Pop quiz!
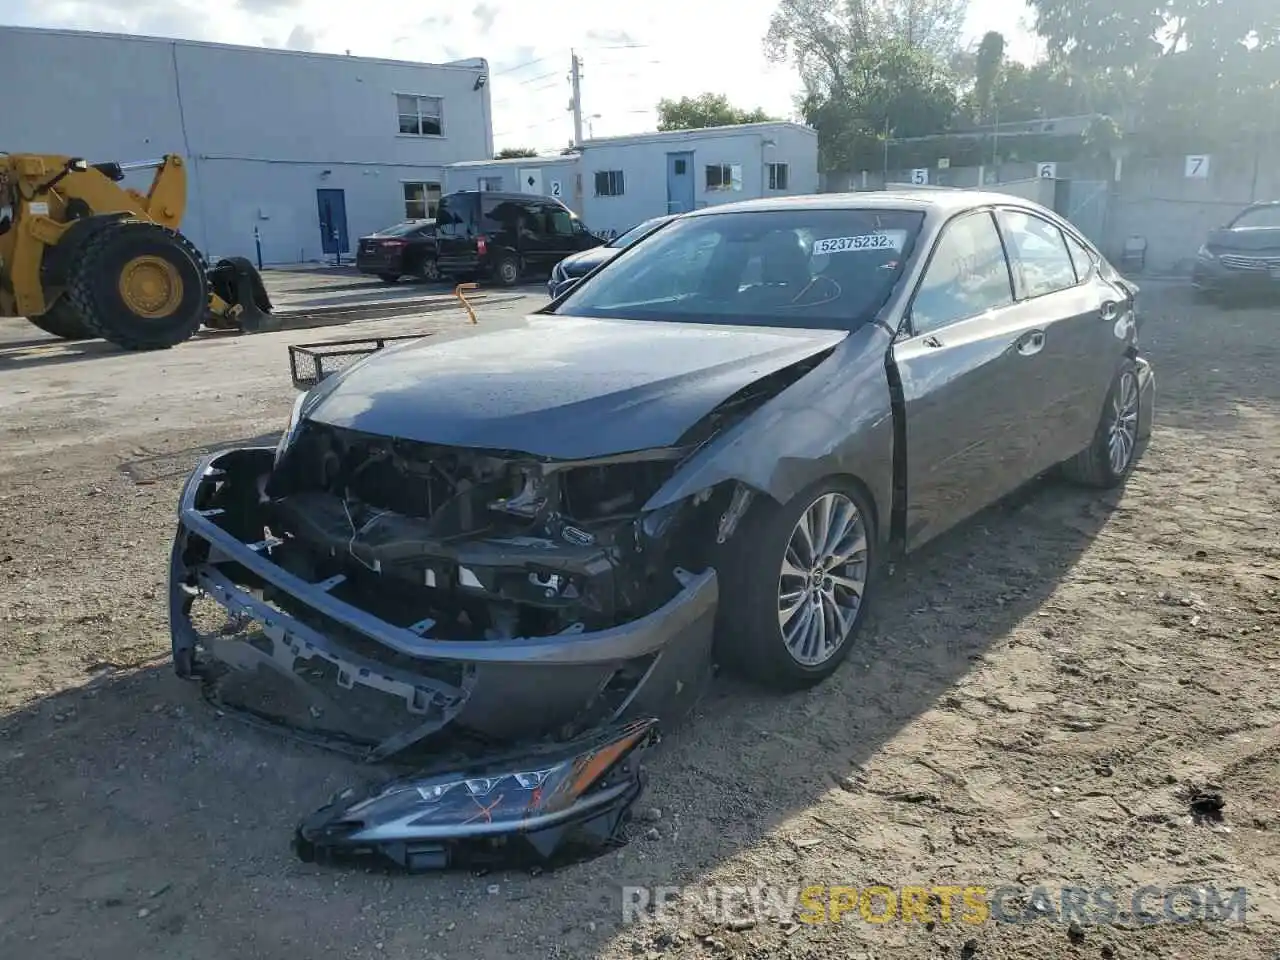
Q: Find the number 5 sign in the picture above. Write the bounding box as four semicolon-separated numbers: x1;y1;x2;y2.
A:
909;168;928;185
1185;155;1210;179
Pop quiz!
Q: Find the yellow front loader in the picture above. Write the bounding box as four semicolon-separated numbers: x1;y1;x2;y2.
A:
0;152;274;350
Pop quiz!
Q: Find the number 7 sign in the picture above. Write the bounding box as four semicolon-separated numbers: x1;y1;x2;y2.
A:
1185;155;1210;178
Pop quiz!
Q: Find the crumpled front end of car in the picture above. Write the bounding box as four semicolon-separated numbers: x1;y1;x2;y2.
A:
167;429;727;867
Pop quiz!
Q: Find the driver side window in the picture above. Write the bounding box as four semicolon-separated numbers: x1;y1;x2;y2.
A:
911;211;1014;336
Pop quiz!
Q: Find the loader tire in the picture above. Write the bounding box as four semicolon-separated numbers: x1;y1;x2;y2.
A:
27;297;92;341
67;220;208;351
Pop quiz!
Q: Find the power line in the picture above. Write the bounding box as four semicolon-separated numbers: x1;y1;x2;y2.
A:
491;54;556;77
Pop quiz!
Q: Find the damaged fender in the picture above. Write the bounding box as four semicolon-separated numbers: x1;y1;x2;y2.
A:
642;324;898;540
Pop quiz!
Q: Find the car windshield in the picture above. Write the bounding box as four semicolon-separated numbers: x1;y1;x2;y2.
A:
607;217;669;249
1230;205;1280;229
553;207;925;330
376;220;433;237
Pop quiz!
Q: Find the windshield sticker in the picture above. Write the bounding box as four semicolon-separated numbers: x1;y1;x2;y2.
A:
812;231;907;255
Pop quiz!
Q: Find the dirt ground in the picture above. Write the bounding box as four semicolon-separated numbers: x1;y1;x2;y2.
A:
0;286;1277;960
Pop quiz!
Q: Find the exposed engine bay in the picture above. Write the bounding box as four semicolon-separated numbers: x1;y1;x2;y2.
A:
265;421;712;641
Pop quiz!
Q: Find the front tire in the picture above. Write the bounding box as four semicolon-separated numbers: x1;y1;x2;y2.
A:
1062;359;1141;488
717;478;876;689
67;221;208;350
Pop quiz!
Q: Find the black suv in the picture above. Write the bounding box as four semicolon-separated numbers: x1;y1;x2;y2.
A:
434;191;604;286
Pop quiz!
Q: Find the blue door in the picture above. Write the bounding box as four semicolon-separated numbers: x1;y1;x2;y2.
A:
666;151;694;214
316;188;349;256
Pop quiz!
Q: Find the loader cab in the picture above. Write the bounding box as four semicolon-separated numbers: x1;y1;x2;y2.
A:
434;190;603;287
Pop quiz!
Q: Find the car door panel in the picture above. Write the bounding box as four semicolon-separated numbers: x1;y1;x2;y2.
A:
995;209;1124;469
894;306;1052;550
893;209;1051;550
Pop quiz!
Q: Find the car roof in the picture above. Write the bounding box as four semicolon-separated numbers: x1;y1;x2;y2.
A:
683;189;1049;218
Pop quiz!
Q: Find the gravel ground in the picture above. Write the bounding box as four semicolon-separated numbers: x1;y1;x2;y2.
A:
0;286;1277;960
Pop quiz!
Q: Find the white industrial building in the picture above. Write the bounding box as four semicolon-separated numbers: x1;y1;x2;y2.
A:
0;25;494;264
445;122;819;236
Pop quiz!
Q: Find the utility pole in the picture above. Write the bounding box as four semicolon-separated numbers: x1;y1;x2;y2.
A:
569;50;584;147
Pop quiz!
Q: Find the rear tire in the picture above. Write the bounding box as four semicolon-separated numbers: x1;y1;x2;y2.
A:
1061;358;1141;488
27;297;92;340
494;255;520;287
67;221;208;351
716;478;876;689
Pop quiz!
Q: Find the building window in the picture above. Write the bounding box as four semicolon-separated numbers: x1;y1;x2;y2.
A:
767;162;789;190
397;94;443;136
594;170;625;197
403;181;442;219
479;176;503;192
705;163;743;192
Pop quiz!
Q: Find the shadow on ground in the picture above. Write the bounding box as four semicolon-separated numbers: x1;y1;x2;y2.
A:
0;469;1119;959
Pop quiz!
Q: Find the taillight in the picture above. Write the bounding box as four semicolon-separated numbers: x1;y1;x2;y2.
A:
476;235;488;256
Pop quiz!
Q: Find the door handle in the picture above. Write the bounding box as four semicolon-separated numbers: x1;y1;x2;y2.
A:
1016;330;1045;357
1100;300;1120;322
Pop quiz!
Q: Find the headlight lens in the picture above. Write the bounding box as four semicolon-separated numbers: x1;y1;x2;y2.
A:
274;392;308;464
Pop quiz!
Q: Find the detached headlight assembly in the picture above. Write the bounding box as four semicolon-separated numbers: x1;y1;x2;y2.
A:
295;718;657;871
1196;244;1216;261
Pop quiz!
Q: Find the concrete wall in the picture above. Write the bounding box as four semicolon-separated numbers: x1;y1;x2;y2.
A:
0;26;493;263
823;144;1280;273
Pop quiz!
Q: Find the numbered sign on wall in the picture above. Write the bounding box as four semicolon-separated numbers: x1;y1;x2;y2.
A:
549;179;563;199
910;168;929;185
1185;155;1210;179
1037;162;1057;179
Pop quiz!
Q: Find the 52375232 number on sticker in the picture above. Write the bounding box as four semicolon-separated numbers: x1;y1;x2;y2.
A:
812;231;907;255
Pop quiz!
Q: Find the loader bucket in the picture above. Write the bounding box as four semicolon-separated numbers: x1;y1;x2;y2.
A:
208;257;277;333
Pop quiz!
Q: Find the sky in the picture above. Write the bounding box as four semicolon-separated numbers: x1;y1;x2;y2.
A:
1;0;1042;152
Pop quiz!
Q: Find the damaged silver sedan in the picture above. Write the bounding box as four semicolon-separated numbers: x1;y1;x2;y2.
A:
169;191;1155;869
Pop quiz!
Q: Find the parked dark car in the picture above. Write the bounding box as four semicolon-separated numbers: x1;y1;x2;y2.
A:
355;219;440;283
434;190;603;286
547;214;677;298
170;191;1154;869
1192;200;1280;299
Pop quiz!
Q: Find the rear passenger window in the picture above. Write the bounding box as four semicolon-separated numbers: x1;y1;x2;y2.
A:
999;209;1078;297
911;211;1014;335
1063;232;1095;281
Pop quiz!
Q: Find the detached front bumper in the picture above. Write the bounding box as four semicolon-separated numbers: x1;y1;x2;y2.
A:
168;449;718;761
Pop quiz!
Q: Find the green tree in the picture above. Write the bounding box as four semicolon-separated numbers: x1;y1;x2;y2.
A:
494;147;538;159
655;93;775;131
1026;0;1280;139
972;31;1005;124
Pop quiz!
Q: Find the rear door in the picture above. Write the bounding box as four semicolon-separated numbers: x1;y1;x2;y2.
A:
433;193;479;261
892;209;1052;549
994;207;1126;468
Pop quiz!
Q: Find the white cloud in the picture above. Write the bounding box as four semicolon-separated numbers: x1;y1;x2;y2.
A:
5;0;1038;153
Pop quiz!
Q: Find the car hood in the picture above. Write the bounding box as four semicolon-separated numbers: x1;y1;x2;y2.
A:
305;315;847;459
558;247;618;276
1207;226;1280;253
